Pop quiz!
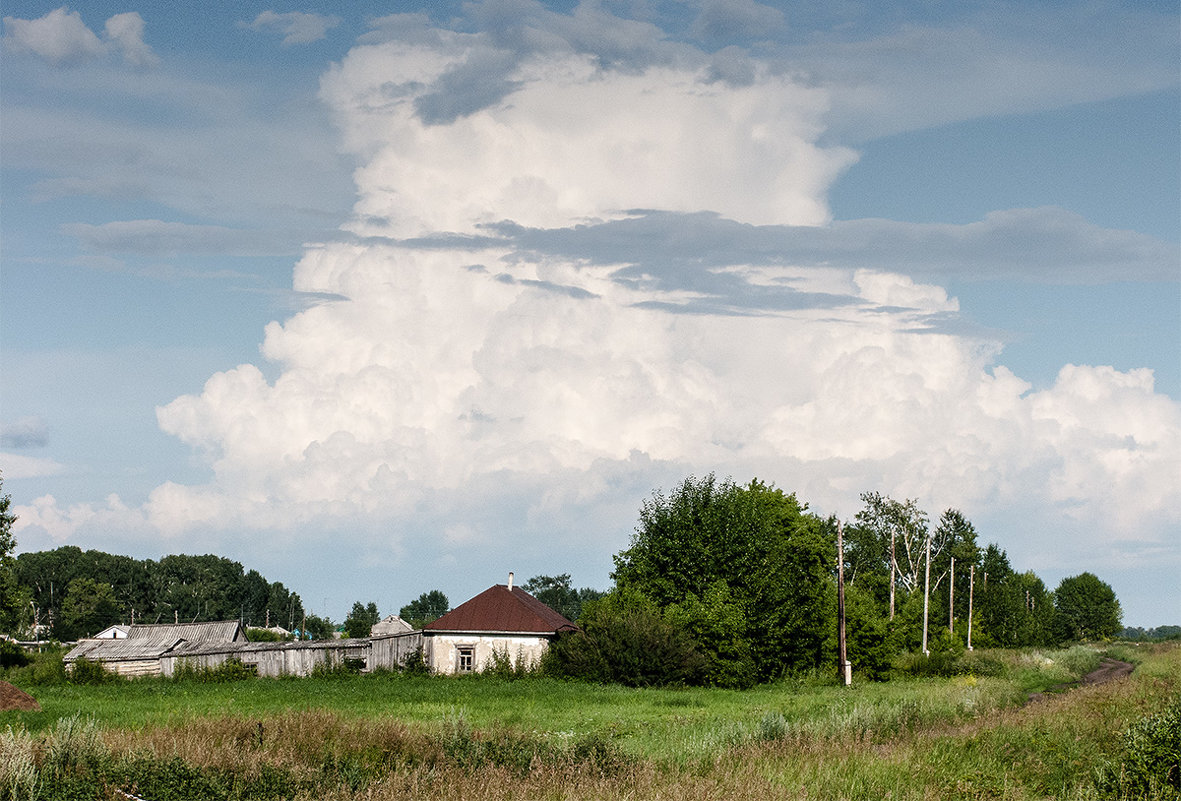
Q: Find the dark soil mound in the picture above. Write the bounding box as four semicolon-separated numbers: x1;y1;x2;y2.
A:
0;680;41;711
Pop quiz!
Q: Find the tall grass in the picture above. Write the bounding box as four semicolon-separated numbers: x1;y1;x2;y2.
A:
1;642;1175;799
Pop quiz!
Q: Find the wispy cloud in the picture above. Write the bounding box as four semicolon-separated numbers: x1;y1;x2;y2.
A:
2;7;158;67
243;11;340;46
63;220;296;258
490;207;1178;286
1;417;49;449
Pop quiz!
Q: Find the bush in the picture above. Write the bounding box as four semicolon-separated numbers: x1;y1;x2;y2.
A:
172;657;259;683
482;647;534;680
0;641;29;669
894;650;960;678
310;655;365;678
1101;698;1181;797
68;657;119;685
402;645;430;676
2;648;68;686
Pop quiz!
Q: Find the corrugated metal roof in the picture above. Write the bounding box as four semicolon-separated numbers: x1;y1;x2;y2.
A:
64;621;246;662
423;585;577;635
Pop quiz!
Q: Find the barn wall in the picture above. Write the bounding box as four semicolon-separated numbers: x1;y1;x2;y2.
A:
369;632;424;670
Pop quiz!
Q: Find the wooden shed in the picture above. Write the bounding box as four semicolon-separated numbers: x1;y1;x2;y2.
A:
64;621;247;677
422;576;576;675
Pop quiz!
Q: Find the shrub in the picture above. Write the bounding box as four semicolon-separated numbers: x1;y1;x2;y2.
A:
68;657;119;685
310;654;365;678
1103;698;1181;797
402;645;430;675
0;641;29;670
952;650;1007;677
172;657;259;683
482;647;534;680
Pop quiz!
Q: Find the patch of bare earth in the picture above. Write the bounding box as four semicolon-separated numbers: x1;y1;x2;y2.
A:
0;680;41;711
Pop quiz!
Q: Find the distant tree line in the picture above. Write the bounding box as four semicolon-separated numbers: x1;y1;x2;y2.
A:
6;545;308;641
1120;625;1181;641
0;474;1142;679
541;475;1131;687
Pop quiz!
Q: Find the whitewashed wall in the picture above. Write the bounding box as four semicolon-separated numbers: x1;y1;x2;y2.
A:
425;633;551;675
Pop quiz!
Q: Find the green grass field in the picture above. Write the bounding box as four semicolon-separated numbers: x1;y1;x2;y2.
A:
2;642;1178;800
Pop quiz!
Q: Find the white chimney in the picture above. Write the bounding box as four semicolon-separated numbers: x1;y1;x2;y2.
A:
508;571;514;591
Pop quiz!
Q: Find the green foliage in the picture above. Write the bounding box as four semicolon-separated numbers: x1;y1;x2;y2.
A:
0;640;29;669
1121;625;1181;641
1103;697;1181;798
0;646;67;686
53;578;121;641
547;590;706;687
68;657;119;685
842;582;896;680
846;492;931;595
14;546;306;641
1053;571;1122;642
172;657;259;683
342;601;380;638
245;626;286;642
401;645;430;676
0;475;20;634
664;580;755;688
399;590;449;629
301;613;335;640
482;647;535;680
613;474;834;682
522;574;602;621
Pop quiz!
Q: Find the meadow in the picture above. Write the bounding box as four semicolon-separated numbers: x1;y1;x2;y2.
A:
1;642;1178;800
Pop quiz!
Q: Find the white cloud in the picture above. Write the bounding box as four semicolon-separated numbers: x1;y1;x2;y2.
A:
245;11;340;46
322;43;855;237
12;2;1179;582
2;7;157;67
0;453;66;479
63;220;289;257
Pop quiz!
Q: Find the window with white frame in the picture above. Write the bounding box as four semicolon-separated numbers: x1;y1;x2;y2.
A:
456;646;474;673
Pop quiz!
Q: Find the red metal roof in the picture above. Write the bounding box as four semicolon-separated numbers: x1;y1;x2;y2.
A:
423;585;577;635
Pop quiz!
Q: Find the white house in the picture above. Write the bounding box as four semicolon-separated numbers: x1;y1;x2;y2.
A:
422;574;577;675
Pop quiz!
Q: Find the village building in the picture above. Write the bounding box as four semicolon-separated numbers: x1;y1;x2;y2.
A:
422;574;577;675
64;621;248;677
370;614;414;637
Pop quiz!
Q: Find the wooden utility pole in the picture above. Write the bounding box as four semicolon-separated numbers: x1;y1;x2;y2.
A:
949;556;955;634
921;530;931;656
967;565;975;651
837;520;851;686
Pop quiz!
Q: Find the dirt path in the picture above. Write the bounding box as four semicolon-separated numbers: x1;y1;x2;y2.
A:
1081;656;1135;685
1026;656;1134;703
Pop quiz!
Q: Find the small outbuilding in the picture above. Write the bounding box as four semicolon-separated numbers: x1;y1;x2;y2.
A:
422;574;577;675
64;621;248;677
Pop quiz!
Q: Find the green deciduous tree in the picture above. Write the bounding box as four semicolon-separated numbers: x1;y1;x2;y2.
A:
1054;572;1122;642
343;601;380;638
0;475;21;633
522;574;603;621
55;577;121;640
400;590;449;628
612;475;835;681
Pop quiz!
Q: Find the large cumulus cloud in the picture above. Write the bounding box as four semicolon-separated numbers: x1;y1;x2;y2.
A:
13;2;1180;576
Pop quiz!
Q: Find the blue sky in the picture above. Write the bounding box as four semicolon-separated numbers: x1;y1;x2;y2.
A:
1;0;1178;627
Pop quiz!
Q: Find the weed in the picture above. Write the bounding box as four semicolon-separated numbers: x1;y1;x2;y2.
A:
0;727;38;801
